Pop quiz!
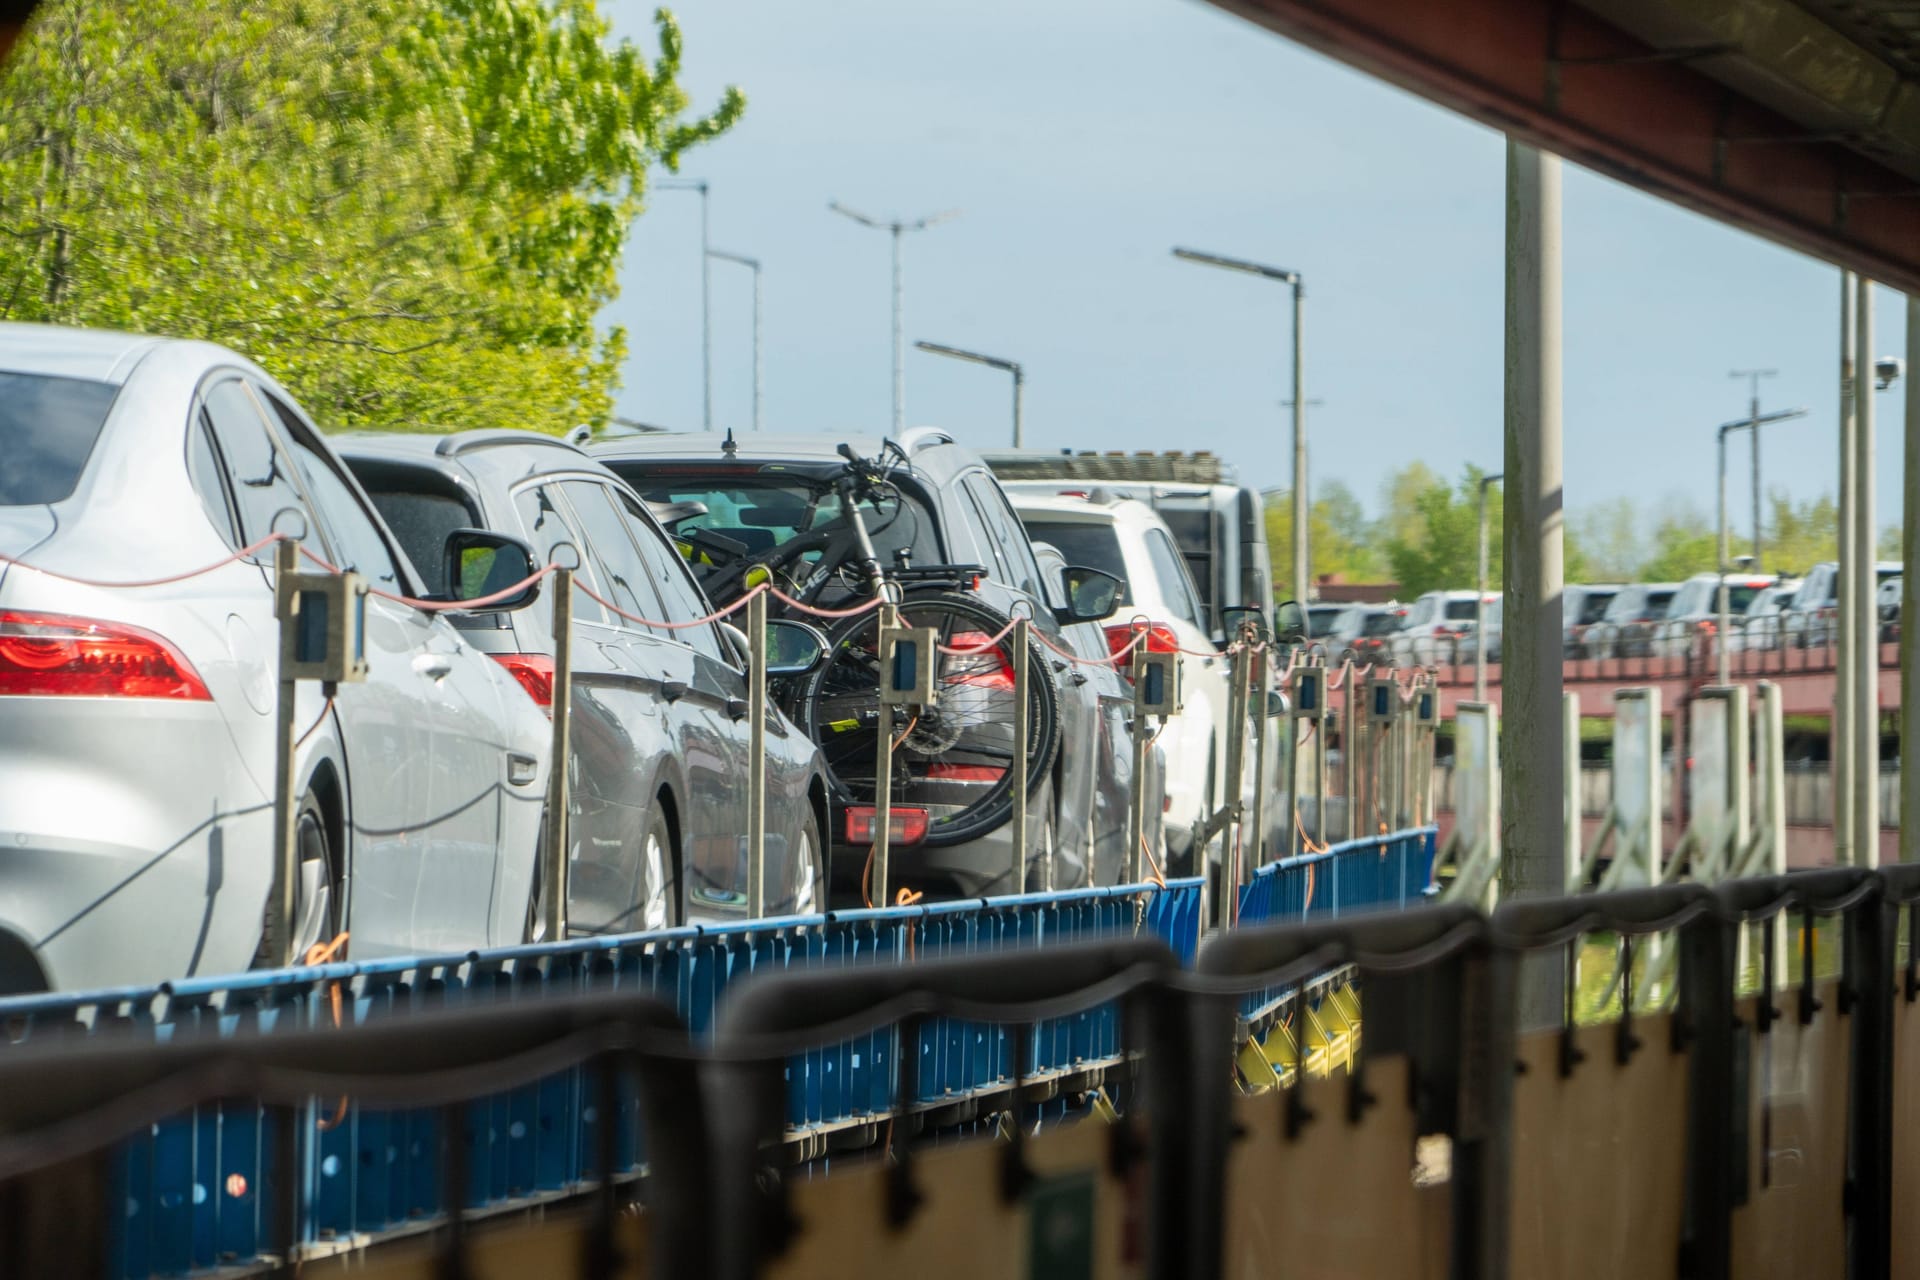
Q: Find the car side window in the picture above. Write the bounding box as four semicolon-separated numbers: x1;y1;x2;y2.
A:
186;413;240;546
965;473;1045;599
197;376;310;546
611;487;730;664
559;480;670;636
513;482;607;625
955;481;1012;582
274;429;404;593
1144;530;1201;627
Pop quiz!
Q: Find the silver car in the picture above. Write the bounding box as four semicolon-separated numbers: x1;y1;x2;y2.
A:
0;324;551;992
338;430;833;930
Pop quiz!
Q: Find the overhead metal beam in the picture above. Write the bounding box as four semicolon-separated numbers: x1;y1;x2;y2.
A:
1210;0;1920;293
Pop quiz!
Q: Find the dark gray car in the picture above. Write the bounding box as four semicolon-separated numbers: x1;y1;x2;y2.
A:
338;431;832;932
592;430;1120;900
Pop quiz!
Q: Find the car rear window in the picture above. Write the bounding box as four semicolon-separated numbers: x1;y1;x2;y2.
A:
1362;611;1404;637
1021;520;1131;607
1445;599;1478;621
1645;589;1677;619
1156;507;1214;604
0;372;119;506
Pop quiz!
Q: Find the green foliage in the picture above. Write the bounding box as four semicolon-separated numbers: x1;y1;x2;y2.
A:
1265;478;1387;595
1381;464;1500;597
1635;500;1718;581
0;0;741;432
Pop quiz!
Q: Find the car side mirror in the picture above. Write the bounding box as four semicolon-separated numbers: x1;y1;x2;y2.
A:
1054;565;1123;625
1272;599;1309;646
1222;602;1270;640
765;619;829;677
444;529;541;611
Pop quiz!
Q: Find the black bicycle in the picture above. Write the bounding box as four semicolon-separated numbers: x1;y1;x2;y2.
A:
670;444;1061;849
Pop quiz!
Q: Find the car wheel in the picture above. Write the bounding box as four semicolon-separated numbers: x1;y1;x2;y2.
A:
792;809;825;916
638;805;678;932
254;791;341;968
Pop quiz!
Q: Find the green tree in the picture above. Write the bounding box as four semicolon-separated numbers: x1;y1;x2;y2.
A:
1762;492;1839;572
0;0;741;432
1567;497;1644;582
1381;464;1500;595
1637;499;1718;581
1265;478;1387;595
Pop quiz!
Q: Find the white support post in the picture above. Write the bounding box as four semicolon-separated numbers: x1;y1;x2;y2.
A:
1613;689;1662;886
1563;691;1581;873
1836;270;1857;865
1906;294;1920;866
1854;279;1880;866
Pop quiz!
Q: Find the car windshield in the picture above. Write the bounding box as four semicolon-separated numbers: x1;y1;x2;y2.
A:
1361;611;1403;637
1021;520;1131;606
0;371;120;506
1721;583;1765;612
616;472;943;587
1575;590;1617;625
1445;599;1478;621
1307;606;1344;637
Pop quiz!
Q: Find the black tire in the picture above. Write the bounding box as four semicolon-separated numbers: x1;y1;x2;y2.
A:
525;804;681;940
799;592;1062;848
253;791;342;968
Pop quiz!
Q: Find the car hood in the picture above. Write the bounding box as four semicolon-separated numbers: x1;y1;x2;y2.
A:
0;506;56;594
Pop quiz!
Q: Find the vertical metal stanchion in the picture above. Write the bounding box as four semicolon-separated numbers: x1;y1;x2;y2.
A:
1314;659;1329;848
542;566;574;942
1344;664;1361;842
1247;651;1271;880
746;590;768;918
1562;691;1581;863
1219;643;1248;926
1127;643;1149;885
1010;616;1031;895
269;537;302;970
874;601;900;906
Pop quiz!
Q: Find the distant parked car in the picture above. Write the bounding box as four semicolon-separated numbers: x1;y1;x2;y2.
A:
1582;583;1679;658
1650;572;1775;658
340;430;833;932
0;323;552;992
1879;575;1902;643
1390;589;1492;665
1729;579;1801;652
1305;603;1348;642
1563;584;1621;657
1347;605;1407;665
1459;597;1502;664
1783;560;1902;648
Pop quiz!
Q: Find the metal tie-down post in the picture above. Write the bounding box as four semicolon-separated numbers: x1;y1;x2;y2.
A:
1010;615;1031;895
747;590;769;917
874;601;935;906
541;562;576;943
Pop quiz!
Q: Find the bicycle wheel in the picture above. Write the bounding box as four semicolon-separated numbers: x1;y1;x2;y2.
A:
799;592;1061;848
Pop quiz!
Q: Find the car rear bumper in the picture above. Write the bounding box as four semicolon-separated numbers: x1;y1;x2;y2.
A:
0;698;271;991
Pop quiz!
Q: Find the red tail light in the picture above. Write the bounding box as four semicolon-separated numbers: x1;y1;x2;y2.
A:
0;610;211;700
944;631;1015;688
845;806;930;846
489;653;555;709
1102;623;1180;675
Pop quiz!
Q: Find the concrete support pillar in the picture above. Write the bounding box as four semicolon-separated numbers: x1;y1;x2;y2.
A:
1500;140;1564;1027
1836;271;1857;865
1854;282;1880;865
1904;293;1919;865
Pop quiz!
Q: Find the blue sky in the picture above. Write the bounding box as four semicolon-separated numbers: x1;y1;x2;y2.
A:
603;0;1910;536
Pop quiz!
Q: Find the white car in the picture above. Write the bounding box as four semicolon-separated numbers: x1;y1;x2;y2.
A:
1390;589;1494;665
1009;490;1248;874
1650;572;1775;657
1785;561;1903;648
1728;579;1801;652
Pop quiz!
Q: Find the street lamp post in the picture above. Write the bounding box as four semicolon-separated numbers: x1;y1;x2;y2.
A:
1716;405;1808;685
1476;472;1503;702
656;178;712;430
1172;247;1308;603
830;202;960;433
708;250;762;432
913;341;1024;446
1730;369;1776;568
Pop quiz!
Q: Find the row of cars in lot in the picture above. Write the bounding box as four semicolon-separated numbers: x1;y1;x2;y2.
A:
0;323;1292;993
1305;565;1904;667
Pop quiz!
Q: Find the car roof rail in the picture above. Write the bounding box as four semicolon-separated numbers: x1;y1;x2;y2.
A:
434;429;588;458
895;425;955;455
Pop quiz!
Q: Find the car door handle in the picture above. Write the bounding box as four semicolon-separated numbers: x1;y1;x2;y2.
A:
507;752;539;787
413;653;455;681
